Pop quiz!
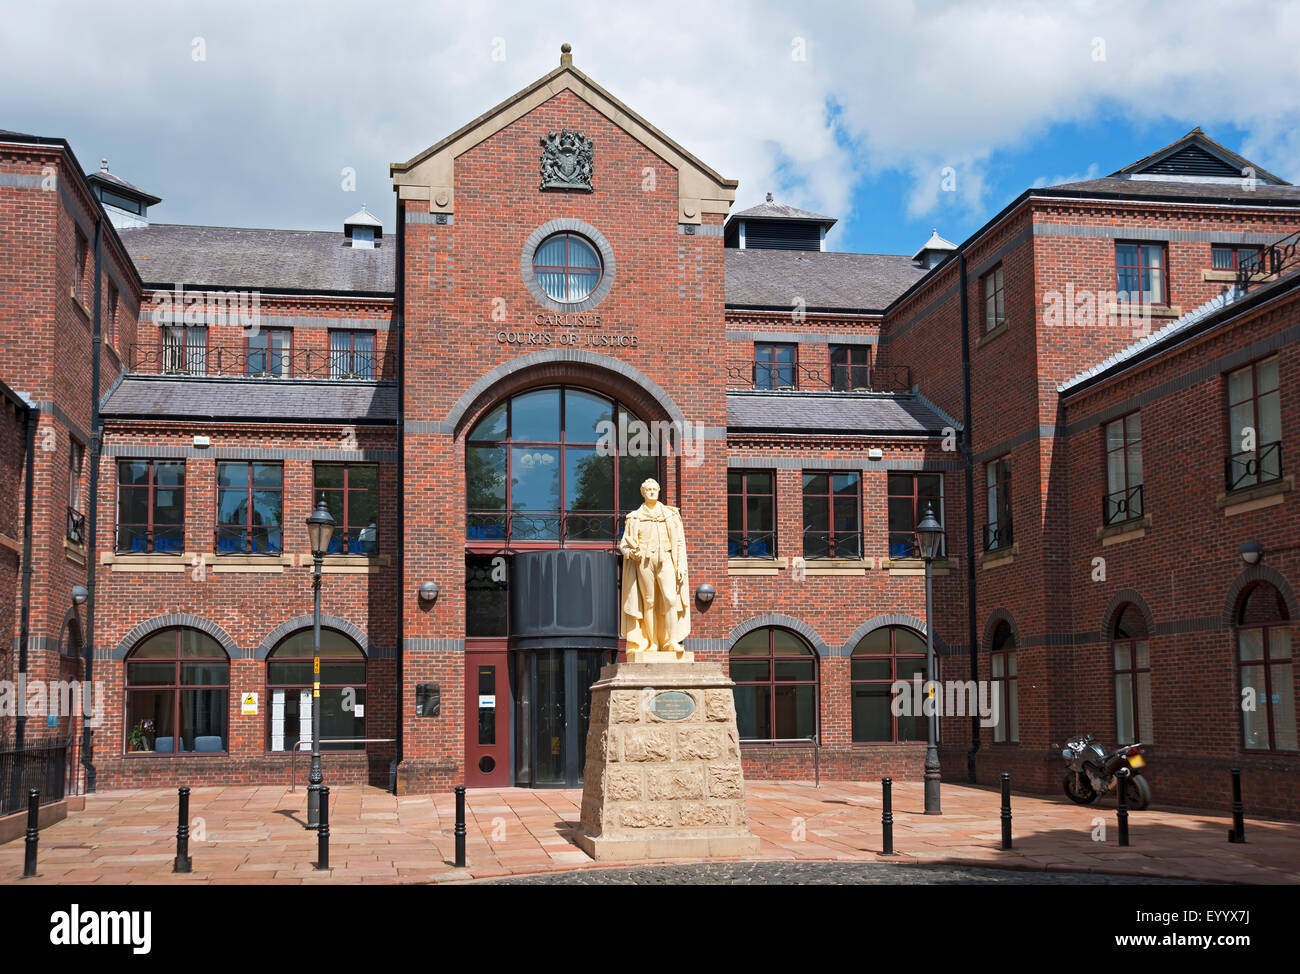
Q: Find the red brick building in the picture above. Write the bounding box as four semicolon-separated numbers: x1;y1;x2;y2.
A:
1;50;1296;817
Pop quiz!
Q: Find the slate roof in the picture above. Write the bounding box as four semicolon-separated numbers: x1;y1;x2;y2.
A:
725;248;926;312
728;200;836;224
101;376;398;424
119;224;396;293
1041;176;1300;205
1059;269;1300;395
727;390;949;435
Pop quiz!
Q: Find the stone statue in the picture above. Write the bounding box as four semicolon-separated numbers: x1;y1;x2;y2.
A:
619;479;692;660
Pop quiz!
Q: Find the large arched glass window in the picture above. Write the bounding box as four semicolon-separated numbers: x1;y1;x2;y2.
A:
266;629;367;752
990;622;1019;743
533;233;602;304
1112;605;1153;744
851;626;927;743
1237;582;1294;751
730;627;818;742
466;386;659;546
125;628;229;754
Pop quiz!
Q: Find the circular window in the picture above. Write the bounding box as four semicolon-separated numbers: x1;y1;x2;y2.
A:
532;233;602;304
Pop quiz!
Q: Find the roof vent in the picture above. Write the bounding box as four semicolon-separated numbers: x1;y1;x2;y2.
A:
912;228;957;269
344;204;383;249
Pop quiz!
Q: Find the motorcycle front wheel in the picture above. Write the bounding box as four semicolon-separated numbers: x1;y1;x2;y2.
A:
1121;774;1152;810
1063;770;1097;805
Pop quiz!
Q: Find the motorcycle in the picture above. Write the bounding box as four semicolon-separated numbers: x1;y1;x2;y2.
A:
1058;733;1151;810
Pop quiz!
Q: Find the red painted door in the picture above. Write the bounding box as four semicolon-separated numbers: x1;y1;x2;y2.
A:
465;648;510;787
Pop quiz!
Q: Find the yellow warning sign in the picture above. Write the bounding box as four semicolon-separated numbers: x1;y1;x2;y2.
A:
241;692;258;716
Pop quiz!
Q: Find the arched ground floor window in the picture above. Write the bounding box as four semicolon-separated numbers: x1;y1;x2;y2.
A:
1112;604;1153;744
851;625;927;743
1237;581;1295;751
729;627;817;742
266;628;367;752
125;628;229;754
990;621;1018;743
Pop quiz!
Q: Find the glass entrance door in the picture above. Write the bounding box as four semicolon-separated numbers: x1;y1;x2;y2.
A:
514;648;611;787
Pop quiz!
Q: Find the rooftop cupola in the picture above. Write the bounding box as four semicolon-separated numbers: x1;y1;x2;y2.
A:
724;192;837;251
343;204;384;248
912;228;957;269
87;158;161;231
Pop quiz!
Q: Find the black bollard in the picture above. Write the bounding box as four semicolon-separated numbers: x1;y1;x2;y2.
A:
22;788;39;878
454;785;467;868
881;777;894;856
173;786;192;873
1000;772;1013;850
316;786;330;870
1228;768;1246;844
1116;773;1130;847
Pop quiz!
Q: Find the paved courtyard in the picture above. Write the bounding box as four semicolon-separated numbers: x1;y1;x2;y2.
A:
2;780;1296;885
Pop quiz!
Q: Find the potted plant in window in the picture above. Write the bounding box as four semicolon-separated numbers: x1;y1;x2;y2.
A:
127;718;155;752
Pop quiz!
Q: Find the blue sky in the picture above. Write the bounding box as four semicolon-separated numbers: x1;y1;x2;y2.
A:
2;1;1297;259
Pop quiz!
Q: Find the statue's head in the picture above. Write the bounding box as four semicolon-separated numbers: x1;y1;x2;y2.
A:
640;478;661;502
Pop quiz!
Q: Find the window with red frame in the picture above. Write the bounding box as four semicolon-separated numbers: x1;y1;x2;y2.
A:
727;469;775;558
850;625;928;743
802;471;861;558
1226;355;1281;491
1112;604;1153;745
1237;582;1295;751
1115;242;1167;305
314;464;378;554
829;344;871;390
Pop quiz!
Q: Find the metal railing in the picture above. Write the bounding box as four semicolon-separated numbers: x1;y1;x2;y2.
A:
727;363;912;394
1103;483;1144;525
66;506;85;545
727;532;777;558
802;530;864;560
983;520;1014;552
1;745;67;816
130;344;377;380
1225;441;1283;493
466;511;624;548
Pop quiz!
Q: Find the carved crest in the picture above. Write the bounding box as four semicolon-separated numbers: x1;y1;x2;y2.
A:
540;129;594;191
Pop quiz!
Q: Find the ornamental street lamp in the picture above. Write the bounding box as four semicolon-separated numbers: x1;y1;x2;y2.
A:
915;503;944;815
305;497;335;828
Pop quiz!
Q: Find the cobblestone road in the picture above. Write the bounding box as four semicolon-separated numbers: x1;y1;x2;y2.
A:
478;861;1202;885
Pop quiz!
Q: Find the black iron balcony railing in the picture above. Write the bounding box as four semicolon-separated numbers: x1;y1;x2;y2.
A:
803;529;864;559
728;531;776;559
115;524;185;554
983;520;1014;552
66;506;85;545
1225;440;1283;493
130;344;377;380
1103;483;1145;525
728;362;912;394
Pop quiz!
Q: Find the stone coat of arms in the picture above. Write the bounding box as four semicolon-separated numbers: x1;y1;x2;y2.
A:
540;129;594;191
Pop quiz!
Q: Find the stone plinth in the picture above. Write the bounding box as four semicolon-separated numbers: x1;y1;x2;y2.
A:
574;661;761;860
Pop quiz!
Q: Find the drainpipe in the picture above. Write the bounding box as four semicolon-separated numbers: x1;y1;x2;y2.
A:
13;399;37;753
388;196;405;795
958;253;980;783
81;213;104;791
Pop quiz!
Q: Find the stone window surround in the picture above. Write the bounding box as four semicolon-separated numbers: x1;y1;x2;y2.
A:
520;218;616;313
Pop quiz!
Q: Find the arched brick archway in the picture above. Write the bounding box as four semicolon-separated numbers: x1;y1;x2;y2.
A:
255;615;372;659
981;608;1019;652
839;613;939;658
727;614;829;657
1101;589;1156;640
448;350;687;438
1223;564;1298;626
113;614;240;661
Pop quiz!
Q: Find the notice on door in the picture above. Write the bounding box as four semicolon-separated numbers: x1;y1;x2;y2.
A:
479;695;496;709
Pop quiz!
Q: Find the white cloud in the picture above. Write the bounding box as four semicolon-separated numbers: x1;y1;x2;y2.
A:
1;0;1297;238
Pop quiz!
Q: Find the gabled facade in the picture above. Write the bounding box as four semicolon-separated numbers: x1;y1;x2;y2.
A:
1;50;1296;818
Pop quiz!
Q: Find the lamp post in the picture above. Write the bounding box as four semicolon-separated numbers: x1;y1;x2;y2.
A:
915;503;944;815
305;497;335;828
